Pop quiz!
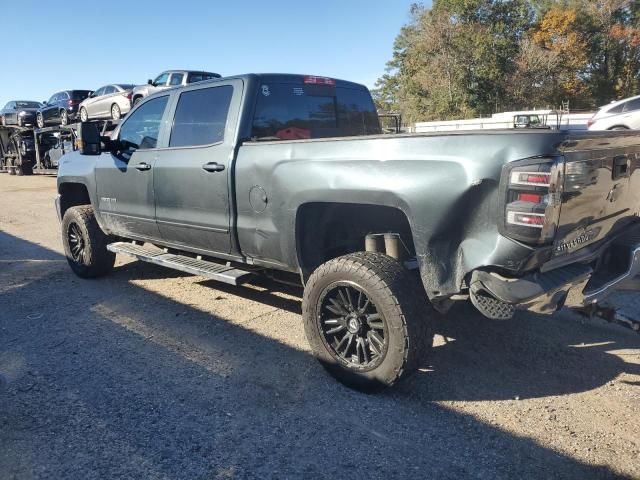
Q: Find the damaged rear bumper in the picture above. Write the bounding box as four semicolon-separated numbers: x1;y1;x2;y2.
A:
470;231;640;316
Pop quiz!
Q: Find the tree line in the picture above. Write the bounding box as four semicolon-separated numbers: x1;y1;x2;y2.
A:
373;0;640;123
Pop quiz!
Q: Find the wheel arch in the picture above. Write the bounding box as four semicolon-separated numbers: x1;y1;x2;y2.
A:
58;182;91;218
294;202;415;280
608;125;630;130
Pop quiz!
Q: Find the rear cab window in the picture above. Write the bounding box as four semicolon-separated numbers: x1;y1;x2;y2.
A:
187;72;219;83
251;77;381;141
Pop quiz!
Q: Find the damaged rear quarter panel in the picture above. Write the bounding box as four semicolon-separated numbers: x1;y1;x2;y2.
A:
234;131;567;296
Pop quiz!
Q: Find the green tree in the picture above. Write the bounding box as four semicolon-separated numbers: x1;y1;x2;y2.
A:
376;0;640;122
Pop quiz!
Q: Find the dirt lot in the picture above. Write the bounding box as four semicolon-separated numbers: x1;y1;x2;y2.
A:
0;174;639;479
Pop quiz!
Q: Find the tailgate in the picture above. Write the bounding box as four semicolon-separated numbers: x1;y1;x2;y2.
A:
555;133;640;255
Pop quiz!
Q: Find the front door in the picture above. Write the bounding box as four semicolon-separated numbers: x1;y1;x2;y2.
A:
154;81;240;254
95;95;170;240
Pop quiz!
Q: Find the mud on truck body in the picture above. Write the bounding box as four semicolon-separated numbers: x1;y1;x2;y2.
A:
55;74;640;391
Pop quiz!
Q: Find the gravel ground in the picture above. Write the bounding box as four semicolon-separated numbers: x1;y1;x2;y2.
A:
0;174;639;480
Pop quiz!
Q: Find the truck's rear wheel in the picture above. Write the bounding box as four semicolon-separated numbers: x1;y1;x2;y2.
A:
303;252;433;392
62;205;115;278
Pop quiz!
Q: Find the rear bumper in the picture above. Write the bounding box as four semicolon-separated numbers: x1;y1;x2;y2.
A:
470;228;640;315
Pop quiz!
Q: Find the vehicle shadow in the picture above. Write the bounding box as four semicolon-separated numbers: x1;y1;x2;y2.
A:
0;231;634;479
201;270;640;402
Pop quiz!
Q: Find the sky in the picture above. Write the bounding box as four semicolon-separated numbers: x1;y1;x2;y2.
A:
0;0;429;107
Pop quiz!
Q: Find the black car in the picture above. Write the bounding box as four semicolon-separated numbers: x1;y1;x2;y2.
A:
0;100;43;127
36;90;92;128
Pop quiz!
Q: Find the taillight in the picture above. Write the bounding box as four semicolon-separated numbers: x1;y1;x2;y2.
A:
503;159;562;244
586;118;595;128
124;91;132;101
303;75;336;86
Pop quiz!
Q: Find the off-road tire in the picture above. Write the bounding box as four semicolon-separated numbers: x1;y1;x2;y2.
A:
303;252;433;392
62;206;115;278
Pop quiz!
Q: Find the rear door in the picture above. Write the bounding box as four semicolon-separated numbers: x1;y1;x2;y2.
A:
98;86;116;117
95;95;170;240
153;79;241;254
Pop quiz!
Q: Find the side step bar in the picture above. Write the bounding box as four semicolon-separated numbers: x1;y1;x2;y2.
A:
107;242;254;286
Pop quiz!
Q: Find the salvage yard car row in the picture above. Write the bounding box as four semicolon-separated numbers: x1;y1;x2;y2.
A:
1;69;220;127
0;68;220;175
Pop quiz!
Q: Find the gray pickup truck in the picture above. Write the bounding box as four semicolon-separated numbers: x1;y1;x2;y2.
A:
56;73;640;391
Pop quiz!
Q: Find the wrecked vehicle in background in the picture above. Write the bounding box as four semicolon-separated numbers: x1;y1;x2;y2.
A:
55;73;640;391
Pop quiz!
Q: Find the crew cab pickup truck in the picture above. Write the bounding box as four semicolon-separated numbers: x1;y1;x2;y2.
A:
56;73;640;391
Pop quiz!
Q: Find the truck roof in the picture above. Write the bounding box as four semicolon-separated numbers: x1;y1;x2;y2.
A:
194;73;370;90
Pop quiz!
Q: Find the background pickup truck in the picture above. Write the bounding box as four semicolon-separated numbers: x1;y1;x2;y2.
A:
56;73;640;391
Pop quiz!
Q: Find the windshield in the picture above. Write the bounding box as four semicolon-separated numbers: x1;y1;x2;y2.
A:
251;83;380;140
15;101;41;108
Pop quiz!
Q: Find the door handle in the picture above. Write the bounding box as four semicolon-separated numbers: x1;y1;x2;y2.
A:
202;162;225;172
135;162;152;171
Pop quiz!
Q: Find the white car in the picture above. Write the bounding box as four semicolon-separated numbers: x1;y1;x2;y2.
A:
78;84;136;122
587;94;640;130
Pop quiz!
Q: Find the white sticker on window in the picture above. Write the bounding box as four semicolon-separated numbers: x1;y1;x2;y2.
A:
293;87;304;96
261;85;271;97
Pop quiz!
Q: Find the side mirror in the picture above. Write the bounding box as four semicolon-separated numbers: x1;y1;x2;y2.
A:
77;122;102;155
147;79;153;85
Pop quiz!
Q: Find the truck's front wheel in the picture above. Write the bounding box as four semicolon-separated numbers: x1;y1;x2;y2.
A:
303;252;433;392
62;206;115;278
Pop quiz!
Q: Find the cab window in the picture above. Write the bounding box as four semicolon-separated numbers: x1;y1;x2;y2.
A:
251;83;380;140
153;73;170;86
119;96;168;150
169;73;184;86
169;86;233;147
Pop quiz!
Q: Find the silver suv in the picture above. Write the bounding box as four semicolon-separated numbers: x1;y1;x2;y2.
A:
131;70;220;106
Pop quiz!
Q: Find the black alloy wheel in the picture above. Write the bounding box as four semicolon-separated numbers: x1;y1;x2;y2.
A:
318;282;388;371
67;221;86;263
